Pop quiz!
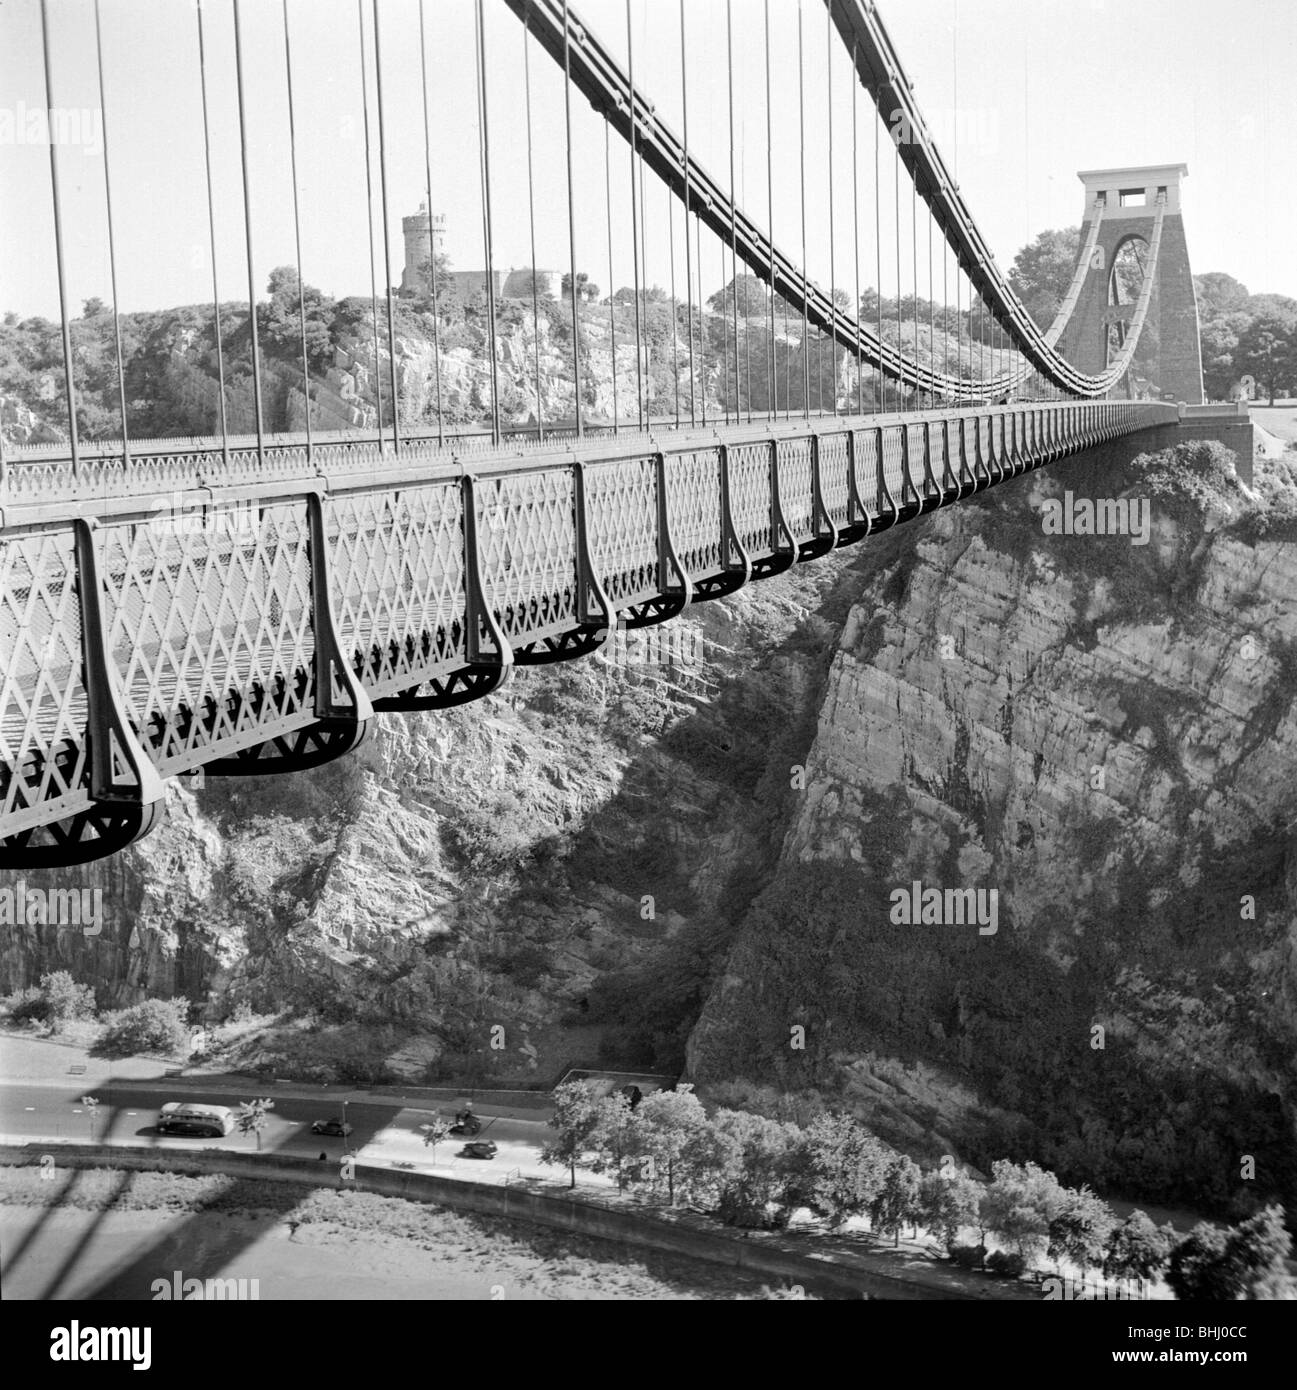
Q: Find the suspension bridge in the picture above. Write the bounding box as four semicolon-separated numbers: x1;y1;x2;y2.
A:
0;0;1222;867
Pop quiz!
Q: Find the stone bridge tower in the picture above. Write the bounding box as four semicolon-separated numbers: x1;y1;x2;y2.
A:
1056;163;1204;404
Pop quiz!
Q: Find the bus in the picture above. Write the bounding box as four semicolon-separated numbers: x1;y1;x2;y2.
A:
156;1102;236;1137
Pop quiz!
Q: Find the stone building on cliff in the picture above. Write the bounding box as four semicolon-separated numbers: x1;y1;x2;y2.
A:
400;203;563;306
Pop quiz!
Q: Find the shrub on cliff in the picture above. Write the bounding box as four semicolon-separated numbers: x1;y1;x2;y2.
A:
97;998;190;1057
2;986;50;1026
2;971;96;1031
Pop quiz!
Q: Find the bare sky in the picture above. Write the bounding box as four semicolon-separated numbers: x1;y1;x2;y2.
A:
0;0;1292;322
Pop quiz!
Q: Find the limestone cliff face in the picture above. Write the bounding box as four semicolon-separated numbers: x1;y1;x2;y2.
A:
686;441;1297;1211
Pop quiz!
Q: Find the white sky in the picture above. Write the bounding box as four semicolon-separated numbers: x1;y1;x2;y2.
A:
0;0;1293;322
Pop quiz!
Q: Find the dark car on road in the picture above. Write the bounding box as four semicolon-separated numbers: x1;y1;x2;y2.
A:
311;1118;353;1137
460;1140;497;1159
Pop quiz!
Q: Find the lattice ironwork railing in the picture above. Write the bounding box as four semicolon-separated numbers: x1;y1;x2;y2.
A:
0;401;1175;865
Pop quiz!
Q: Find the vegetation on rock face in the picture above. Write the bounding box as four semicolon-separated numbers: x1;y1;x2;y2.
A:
686;441;1297;1221
97;998;191;1056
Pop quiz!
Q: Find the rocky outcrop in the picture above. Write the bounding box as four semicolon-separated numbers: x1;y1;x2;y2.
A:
686;441;1297;1212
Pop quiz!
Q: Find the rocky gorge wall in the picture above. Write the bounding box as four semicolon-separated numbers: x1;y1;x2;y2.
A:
1;384;1292;1213
687;439;1297;1213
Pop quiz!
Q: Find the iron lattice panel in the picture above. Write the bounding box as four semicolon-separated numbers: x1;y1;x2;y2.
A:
478;468;578;643
818;432;852;526
0;528;89;830
585;456;659;607
880;427;906;502
779;437;815;541
327;483;467;700
665;450;722;579
904;424;927;498
929;423;951;488
100;503;314;773
728;441;774;559
855;430;882;518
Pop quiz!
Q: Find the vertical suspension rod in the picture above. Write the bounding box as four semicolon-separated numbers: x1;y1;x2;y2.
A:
679;0;695;428
195;0;229;464
625;0;644;430
797;0;809;420
764;0;776;424
726;0;741;426
372;0;403;450
562;0;583;437
852;38;861;416
232;0;265;456
38;0;79;477
667;181;680;428
605;124;619;431
419;1;445;446
356;0;385;452
93;0;129;463
826;4;837;417
282;0;312;463
874;100;882;414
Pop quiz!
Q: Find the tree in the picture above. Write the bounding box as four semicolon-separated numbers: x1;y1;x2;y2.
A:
1168;1208;1296;1301
1194;272;1251;319
1236;313;1297;405
629;1089;712;1205
803;1112;893;1229
1167;1223;1237;1300
1104;1209;1171;1295
1008;226;1081;331
870;1153;922;1247
413;251;457;315
81;297;108;319
419;1115;452;1164
711;1108;804;1229
236;1097;275;1152
561;272;600;304
708;274;769;318
1223;1205;1294;1299
587;1091;638;1192
259;265;336;372
541;1080;604;1189
1046;1184;1116;1278
39;971;96;1030
81;1095;101;1142
981;1159;1063;1264
917;1167;981;1252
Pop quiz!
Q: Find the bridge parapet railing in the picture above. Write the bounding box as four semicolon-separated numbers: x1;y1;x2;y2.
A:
1;402;1178;862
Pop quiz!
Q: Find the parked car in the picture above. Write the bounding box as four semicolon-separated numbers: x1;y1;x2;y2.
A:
311;1118;353;1137
459;1140;497;1160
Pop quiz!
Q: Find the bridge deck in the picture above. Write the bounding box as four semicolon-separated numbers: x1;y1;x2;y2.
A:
0;401;1175;861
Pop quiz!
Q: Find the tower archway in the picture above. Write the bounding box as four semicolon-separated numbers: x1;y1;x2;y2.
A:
1057;164;1203;404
